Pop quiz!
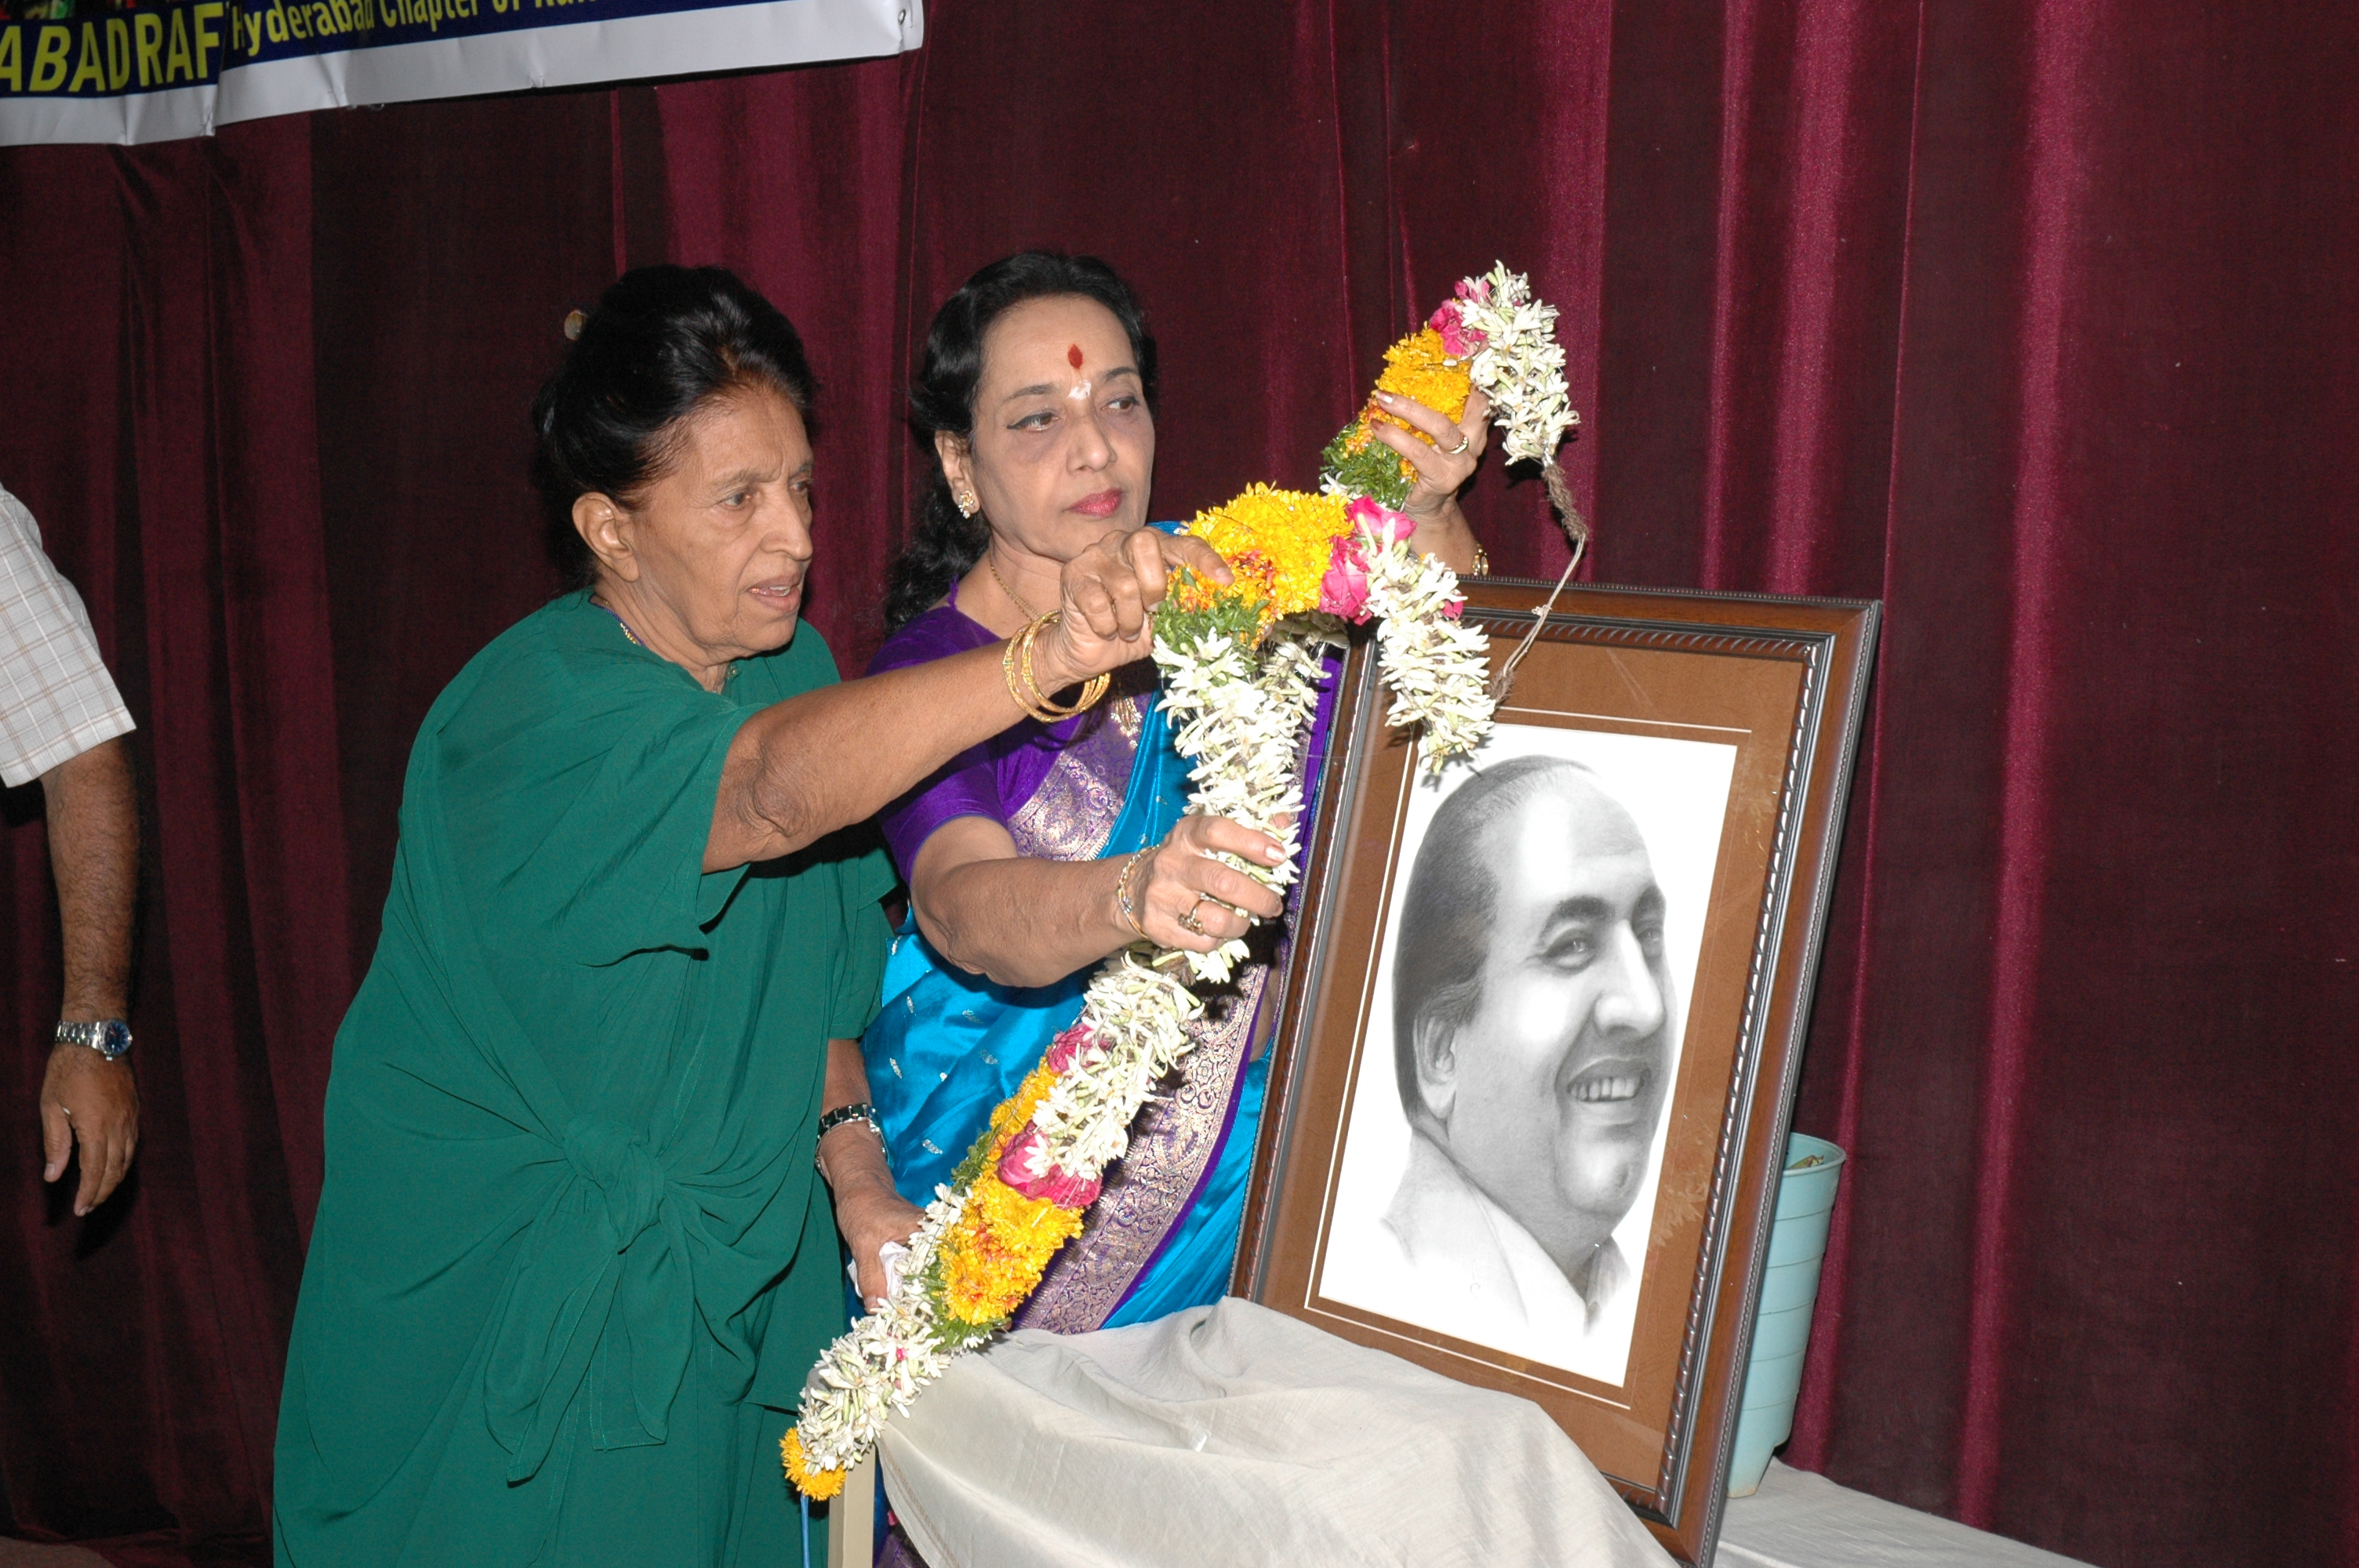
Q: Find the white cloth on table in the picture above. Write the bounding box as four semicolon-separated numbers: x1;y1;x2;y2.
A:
1720;1462;2095;1568
877;1295;1676;1568
0;485;133;789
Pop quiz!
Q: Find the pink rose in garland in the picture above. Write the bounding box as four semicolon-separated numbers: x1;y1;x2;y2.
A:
1347;495;1419;546
995;1127;1103;1209
1321;497;1420;622
1044;1022;1097;1074
1428;297;1488;360
1318;536;1372;620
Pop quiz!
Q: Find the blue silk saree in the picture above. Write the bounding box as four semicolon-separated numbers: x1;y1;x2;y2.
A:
861;581;1334;1330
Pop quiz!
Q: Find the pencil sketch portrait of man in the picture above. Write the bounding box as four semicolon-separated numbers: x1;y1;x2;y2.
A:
1352;755;1678;1370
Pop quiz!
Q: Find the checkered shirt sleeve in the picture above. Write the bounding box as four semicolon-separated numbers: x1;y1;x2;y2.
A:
0;485;135;789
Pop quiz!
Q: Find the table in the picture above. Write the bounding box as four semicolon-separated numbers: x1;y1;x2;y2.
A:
829;1302;2096;1568
1720;1463;2092;1568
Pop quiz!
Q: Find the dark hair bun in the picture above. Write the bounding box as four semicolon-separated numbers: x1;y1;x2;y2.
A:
881;252;1157;632
531;266;818;590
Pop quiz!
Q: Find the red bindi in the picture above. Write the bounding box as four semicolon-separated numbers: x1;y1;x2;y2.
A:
1067;344;1085;370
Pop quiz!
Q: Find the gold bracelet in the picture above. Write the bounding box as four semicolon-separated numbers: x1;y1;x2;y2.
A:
1015;612;1110;721
1112;847;1152;941
1022;614;1110;718
1005;615;1066;722
1001;626;1036;715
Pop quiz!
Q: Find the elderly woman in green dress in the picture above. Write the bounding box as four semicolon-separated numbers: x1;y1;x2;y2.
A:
271;267;1225;1566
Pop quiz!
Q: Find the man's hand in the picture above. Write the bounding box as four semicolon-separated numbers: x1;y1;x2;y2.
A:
39;735;140;1218
40;1042;138;1215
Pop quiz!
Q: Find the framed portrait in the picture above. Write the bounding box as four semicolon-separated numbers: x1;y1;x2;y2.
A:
1233;579;1879;1566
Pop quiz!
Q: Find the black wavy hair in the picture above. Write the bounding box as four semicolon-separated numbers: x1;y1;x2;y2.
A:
532;265;817;591
880;251;1158;633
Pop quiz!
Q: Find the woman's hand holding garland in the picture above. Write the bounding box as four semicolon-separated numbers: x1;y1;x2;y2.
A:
1115;815;1288;956
1375;387;1492;574
816;1040;926;1310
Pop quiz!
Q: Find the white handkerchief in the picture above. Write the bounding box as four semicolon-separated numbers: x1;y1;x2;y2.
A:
847;1240;914;1305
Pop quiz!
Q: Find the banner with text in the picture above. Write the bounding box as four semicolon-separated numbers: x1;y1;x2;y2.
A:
0;0;916;144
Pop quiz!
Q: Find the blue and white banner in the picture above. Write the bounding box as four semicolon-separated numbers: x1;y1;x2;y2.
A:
0;0;917;144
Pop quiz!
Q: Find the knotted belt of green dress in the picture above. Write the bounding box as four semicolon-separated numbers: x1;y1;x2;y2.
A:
482;1116;716;1483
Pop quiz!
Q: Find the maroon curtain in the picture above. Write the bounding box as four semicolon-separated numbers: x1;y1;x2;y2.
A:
2;2;2354;1563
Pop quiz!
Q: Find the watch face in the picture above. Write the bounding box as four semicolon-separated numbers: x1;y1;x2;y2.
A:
98;1021;132;1059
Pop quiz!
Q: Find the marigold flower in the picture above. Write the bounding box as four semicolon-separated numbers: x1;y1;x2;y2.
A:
940;1171;1085;1323
987;1064;1060;1153
1319;327;1478;506
1369;328;1474;435
783;1430;846;1500
1183;485;1354;619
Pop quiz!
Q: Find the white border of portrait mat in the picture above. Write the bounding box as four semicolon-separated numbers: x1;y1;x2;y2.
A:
1314;720;1739;1390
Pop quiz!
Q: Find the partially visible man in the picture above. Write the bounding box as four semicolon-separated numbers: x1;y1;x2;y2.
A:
2;483;140;1216
1375;755;1676;1374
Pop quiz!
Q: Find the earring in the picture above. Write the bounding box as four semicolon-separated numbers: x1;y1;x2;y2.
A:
955;490;980;519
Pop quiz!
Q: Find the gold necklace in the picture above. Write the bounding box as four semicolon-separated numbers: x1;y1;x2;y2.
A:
987;554;1042;622
594;595;645;647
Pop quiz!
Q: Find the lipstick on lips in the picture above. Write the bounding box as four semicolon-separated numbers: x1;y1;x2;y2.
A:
1070;488;1125;520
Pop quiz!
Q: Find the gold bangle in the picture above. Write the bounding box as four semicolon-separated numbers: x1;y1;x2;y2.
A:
1113;847;1152;941
1009;615;1067;723
1002;626;1034;714
1016;612;1110;721
1023;614;1107;717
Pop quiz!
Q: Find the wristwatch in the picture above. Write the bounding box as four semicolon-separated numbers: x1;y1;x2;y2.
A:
55;1019;133;1062
814;1102;889;1174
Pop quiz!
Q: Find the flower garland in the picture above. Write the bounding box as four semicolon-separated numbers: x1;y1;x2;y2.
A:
1319;262;1579;510
785;264;1575;1498
1448;263;1577;469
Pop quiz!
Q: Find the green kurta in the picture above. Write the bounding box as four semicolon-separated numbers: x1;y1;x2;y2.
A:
274;593;892;1566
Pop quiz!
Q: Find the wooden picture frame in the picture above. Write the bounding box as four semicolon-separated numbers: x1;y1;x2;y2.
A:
1233;579;1879;1566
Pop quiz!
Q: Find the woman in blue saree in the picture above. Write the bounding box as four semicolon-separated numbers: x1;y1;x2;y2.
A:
854;252;1496;1331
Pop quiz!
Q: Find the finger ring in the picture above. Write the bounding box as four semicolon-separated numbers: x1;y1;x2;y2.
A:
1177;895;1212;935
1446;433;1472;456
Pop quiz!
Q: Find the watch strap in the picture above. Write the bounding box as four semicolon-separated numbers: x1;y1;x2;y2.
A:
813;1102;888;1174
54;1019;132;1060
